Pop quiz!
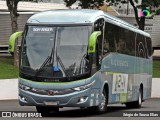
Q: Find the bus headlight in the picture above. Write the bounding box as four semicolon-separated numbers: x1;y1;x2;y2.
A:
72;80;95;91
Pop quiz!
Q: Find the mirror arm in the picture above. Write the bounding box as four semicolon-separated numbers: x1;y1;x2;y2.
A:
8;31;23;53
88;31;101;54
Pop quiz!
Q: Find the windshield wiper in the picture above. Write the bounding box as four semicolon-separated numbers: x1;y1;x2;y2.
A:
34;28;57;79
56;55;70;80
34;47;54;78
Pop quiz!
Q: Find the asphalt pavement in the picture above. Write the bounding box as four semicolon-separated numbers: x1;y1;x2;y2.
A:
0;98;159;120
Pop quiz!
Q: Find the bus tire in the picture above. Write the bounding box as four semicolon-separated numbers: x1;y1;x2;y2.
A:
125;88;142;108
134;88;143;108
91;88;108;113
36;106;59;117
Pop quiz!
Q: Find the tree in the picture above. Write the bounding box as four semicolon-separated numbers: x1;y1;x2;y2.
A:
6;0;37;67
6;0;20;67
64;0;105;9
6;0;19;34
64;0;160;30
106;0;160;30
64;0;77;8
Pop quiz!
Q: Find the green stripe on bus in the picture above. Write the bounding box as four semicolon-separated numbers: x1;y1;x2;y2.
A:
105;72;121;74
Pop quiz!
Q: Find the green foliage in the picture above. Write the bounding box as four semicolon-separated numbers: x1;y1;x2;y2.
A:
153;60;160;78
64;0;105;9
0;57;19;79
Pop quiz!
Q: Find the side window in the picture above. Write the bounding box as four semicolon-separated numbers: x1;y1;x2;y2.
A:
118;28;135;56
136;34;147;58
146;37;152;58
117;28;127;54
103;22;119;56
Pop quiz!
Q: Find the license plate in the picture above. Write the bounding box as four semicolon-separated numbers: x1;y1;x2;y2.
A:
44;101;58;106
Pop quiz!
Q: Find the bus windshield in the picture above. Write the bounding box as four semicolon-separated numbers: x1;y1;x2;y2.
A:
21;25;92;79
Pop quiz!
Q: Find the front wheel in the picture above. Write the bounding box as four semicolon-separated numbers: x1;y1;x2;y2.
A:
36;106;59;117
90;89;108;113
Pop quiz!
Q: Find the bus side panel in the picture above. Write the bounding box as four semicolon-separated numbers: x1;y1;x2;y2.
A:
135;34;152;100
134;56;152;100
100;53;152;104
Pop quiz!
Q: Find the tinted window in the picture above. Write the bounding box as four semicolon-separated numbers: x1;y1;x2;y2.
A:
103;22;119;55
146;37;152;58
118;27;135;56
136;34;152;58
104;22;150;58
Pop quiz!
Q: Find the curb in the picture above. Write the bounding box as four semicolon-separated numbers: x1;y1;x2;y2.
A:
0;79;18;100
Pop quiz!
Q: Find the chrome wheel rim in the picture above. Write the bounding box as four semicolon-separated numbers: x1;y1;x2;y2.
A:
138;91;142;105
99;92;106;110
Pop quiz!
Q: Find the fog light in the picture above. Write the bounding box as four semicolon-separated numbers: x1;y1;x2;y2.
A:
77;96;88;104
20;96;27;102
80;97;85;102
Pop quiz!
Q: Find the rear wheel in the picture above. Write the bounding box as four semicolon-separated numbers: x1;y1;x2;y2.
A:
125;88;142;108
36;106;59;117
90;88;108;113
134;88;143;108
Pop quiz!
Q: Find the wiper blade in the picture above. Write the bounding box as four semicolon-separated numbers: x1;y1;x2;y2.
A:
56;55;70;80
35;47;54;78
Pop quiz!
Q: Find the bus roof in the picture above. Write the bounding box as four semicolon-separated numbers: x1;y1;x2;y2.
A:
27;9;150;37
27;9;103;24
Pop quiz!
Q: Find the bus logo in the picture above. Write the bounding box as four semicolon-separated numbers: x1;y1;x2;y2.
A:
48;90;59;95
48;90;54;95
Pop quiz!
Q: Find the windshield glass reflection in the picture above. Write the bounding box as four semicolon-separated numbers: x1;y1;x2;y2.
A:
21;26;92;78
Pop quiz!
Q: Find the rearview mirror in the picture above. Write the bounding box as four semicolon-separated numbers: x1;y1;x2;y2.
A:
88;31;101;54
8;31;23;54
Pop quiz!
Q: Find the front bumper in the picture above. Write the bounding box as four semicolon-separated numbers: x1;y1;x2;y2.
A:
19;87;100;107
